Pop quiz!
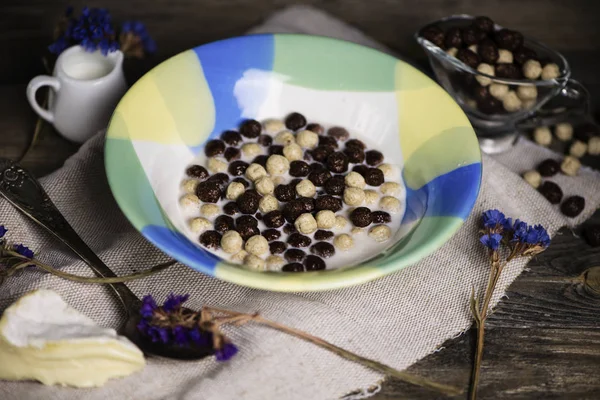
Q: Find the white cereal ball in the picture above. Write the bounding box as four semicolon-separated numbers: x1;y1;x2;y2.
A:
182;179;198;194
296;130;319;149
364;190;379;205
294;213;318;234
468;44;477;53
259;194;278;213
255;176;275;195
522;170;542;189
523;60;542;80
380;196;401;213
283;143;303;161
221;231;243;254
368;225;392;242
274;130;295;146
446;47;458;57
517;85;538;101
533;126;552;146
200;203;220;217
189;217;212;233
179;194;200;210
226;182;245;200
333;234;354;251
588;137;600;155
207;157;228;173
244;254;266;271
351;227;365;235
380;182;401;196
344;171;366;189
569;140;588;158
541;63;560;80
266;154;290;175
245;235;269;256
476;63;494;86
497;49;513;64
316;210;336;229
502;91;522;112
522;99;536;110
343;187;365;206
561;155;581;176
231;250;248;264
245;163;268;181
272;176;285;186
554;123;573;141
466;99;477;109
334;216;348;229
296;179;316;197
263;119;285;135
266;255;285;271
377;163;394;178
241;143;262;157
489;83;509;100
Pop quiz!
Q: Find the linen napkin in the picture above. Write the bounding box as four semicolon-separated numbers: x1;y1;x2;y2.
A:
1;6;600;400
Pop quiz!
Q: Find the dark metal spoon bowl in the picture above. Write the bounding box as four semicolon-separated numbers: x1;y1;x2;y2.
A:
0;158;213;360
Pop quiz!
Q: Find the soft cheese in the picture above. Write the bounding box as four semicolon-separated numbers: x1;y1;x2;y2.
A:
0;289;145;388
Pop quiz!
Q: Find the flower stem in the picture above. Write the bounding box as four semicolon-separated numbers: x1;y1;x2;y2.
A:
204;307;462;396
469;319;486;400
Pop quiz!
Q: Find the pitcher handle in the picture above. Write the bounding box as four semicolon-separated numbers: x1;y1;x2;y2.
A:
26;75;61;123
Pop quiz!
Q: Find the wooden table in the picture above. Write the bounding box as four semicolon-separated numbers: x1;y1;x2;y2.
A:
2;1;600;398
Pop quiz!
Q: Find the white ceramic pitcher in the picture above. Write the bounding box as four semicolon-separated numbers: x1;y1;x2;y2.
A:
27;45;127;143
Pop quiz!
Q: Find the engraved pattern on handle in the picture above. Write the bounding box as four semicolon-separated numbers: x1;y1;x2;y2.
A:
0;158;140;310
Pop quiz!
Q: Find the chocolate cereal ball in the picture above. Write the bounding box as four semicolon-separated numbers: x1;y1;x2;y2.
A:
494;29;523;51
311;145;335;163
204;139;226;157
421;25;445;48
308;166;332;187
252;155;269;168
324;175;345;195
224;147;241;161
196;181;221;203
314;230;334;241
284;248;305;262
319;135;338;148
289;160;310;177
306;123;324;135
365;150;384;166
315;195;343;212
444;27;463;49
274;184;296;202
207;173;229;190
257;134;273;147
236;191;261;214
561;196;585;218
287;233;312;248
304;255;326;271
343;146;365;163
371;211;392;224
328;127;350;142
462;26;486;45
457;48;480;69
237;224;260;241
214;215;235;233
186;165;209;180
285;112;306;130
228;160;249;176
537;159;560;177
350;207;373;227
478;39;499;64
538;181;563;204
326;152;349;173
221;130;243;146
239;119;262;138
262;228;281;242
236;215;258;228
473;16;495;33
223;202;240;215
345;139;366;151
364;168;384;186
282;263;304;272
513;47;537;65
199;230;222;249
495;63;522;79
269;241;287;255
263;210;285;228
310;242;335;258
352;164;369;177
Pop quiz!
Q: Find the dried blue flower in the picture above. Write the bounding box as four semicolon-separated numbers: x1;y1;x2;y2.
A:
163;293;189;313
480;233;502;251
120;20;157;57
14;244;34;259
482;209;507;230
0;226;7;239
140;294;158;318
189;328;213;347
524;224;551;247
215;342;238;361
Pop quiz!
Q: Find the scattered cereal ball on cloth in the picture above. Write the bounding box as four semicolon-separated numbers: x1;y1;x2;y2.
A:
476;63;494;86
380;182;402;196
561;156;581;176
541;63;560;80
523;60;542;80
295;213;318;234
231;250;248;264
200;204;220;217
497;49;513;64
344;187;365;206
245;235;269;256
259;194;278;213
517;85;537;101
588;137;600;155
533;126;552;146
282;143;302;161
244;254;266;270
255;176;275;195
380;196;401;213
344;171;366;189
334;216;348;229
221;230;243;254
266;255;285;271
263;119;285;135
296;130;319;149
241;143;262;157
182;179;198;194
296;179;316;198
226;182;245;200
333;234;354;251
522;170;542;188
446;47;458;57
377;163;393;178
369;225;392;242
207;157;228;173
189;217;212;233
502;91;522;112
316;210;336;229
489;83;509;100
266;154;290;175
179;194;200;210
570;140;588;158
245;163;268;181
365;190;379;205
274;131;295;146
561;195;585;218
554;123;573;141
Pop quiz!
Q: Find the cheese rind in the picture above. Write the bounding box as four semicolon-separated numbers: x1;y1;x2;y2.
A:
0;289;145;387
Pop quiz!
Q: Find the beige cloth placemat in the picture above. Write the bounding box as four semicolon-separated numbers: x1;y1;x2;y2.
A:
1;6;599;400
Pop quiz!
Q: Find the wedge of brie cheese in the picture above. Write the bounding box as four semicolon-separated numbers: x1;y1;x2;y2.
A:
0;289;145;388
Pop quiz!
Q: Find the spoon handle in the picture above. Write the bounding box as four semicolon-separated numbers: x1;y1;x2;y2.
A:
0;158;140;309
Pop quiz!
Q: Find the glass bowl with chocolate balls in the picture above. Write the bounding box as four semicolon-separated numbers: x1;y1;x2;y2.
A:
416;14;587;153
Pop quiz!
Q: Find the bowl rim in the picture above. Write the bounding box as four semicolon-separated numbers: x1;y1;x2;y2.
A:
104;33;482;292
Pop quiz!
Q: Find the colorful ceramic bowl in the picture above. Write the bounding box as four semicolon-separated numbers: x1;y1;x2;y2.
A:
105;34;482;292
